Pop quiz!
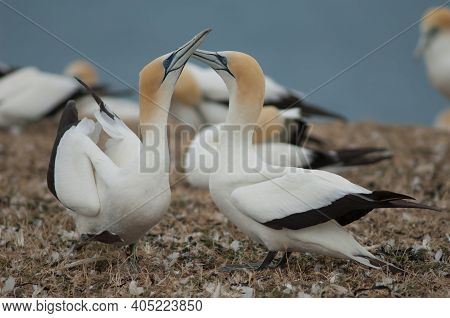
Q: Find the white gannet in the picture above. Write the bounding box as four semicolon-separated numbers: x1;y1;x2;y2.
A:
415;7;450;131
0;66;80;127
416;7;450;99
183;105;391;189
192;49;439;271
65;60;141;131
46;30;210;256
434;108;450;131
0;60;127;128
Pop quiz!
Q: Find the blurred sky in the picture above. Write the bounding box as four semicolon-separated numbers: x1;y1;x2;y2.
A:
0;0;448;124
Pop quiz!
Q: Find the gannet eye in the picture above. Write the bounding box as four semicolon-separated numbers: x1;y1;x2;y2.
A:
428;26;440;39
163;53;175;70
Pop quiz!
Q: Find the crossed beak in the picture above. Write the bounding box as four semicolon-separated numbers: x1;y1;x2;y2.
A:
164;29;211;78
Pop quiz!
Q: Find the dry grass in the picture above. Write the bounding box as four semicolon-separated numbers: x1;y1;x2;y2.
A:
0;119;448;297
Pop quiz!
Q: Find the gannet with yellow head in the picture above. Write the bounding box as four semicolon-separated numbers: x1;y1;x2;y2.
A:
434;107;450;130
192;49;439;271
47;30;211;257
64;60;98;86
64;59;140;130
169;57;346;132
416;7;450;98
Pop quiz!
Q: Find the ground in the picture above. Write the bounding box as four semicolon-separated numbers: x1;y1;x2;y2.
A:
0;119;448;297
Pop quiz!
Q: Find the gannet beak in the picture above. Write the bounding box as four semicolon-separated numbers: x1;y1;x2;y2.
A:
163;28;211;80
414;34;427;60
192;49;234;77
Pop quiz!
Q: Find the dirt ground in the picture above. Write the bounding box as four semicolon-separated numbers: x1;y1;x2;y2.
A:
0;119;448;297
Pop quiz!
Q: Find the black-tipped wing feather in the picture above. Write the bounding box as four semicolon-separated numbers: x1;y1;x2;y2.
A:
309;147;393;169
263;191;439;230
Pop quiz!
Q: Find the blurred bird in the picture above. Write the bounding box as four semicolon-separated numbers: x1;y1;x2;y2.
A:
46;30;210;260
416;7;450;130
183;106;392;188
192;49;439;272
66;60;140;131
434;108;450;131
170;62;345;130
0;60;129;128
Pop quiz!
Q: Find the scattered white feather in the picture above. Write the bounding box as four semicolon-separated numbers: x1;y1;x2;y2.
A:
297;291;311;298
50;252;60;263
2;276;15;293
422;234;431;248
310;283;322;295
32;285;44;297
229;240;240;252
15;229;24;247
283;283;294;294
165;252;180;268
212;283;221;298
434;249;443;262
239;286;254;298
129;281;144;296
329;284;348;296
59;230;78;241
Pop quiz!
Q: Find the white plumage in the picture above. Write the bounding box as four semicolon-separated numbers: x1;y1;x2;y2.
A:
183;123;392;189
0;67;79;127
47;29;211;248
193;49;437;271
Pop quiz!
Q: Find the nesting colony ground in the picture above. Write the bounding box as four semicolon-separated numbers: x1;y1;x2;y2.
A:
0;119;448;297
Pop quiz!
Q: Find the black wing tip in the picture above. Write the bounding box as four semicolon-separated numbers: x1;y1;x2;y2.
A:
359;191;415;202
334;147;394;167
360;191;442;212
356;255;405;274
293;96;347;121
390;200;442;212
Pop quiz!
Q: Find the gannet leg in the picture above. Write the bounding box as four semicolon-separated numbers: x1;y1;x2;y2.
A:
272;251;292;269
220;251;278;272
127;243;138;270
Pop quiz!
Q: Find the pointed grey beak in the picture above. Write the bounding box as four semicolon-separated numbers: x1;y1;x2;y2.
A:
193;49;234;77
163;29;211;79
414;34;427;60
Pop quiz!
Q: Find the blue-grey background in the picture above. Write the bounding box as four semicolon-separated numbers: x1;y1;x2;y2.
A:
0;0;448;124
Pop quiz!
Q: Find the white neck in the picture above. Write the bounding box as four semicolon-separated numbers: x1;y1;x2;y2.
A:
218;86;261;172
424;31;450;65
139;92;171;174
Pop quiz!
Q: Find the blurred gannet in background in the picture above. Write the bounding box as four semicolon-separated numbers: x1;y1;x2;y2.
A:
66;60;140;131
46;30;210;258
0;59;128;128
169;62;345;130
434;108;450;130
193;49;439;272
183;106;392;188
416;7;450;131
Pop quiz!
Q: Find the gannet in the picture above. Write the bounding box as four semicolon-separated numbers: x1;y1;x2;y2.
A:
47;30;211;258
193;49;439;271
183;106;391;189
416;7;450;98
0;60;126;128
434;108;450;130
415;7;450;131
65;60;140;131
